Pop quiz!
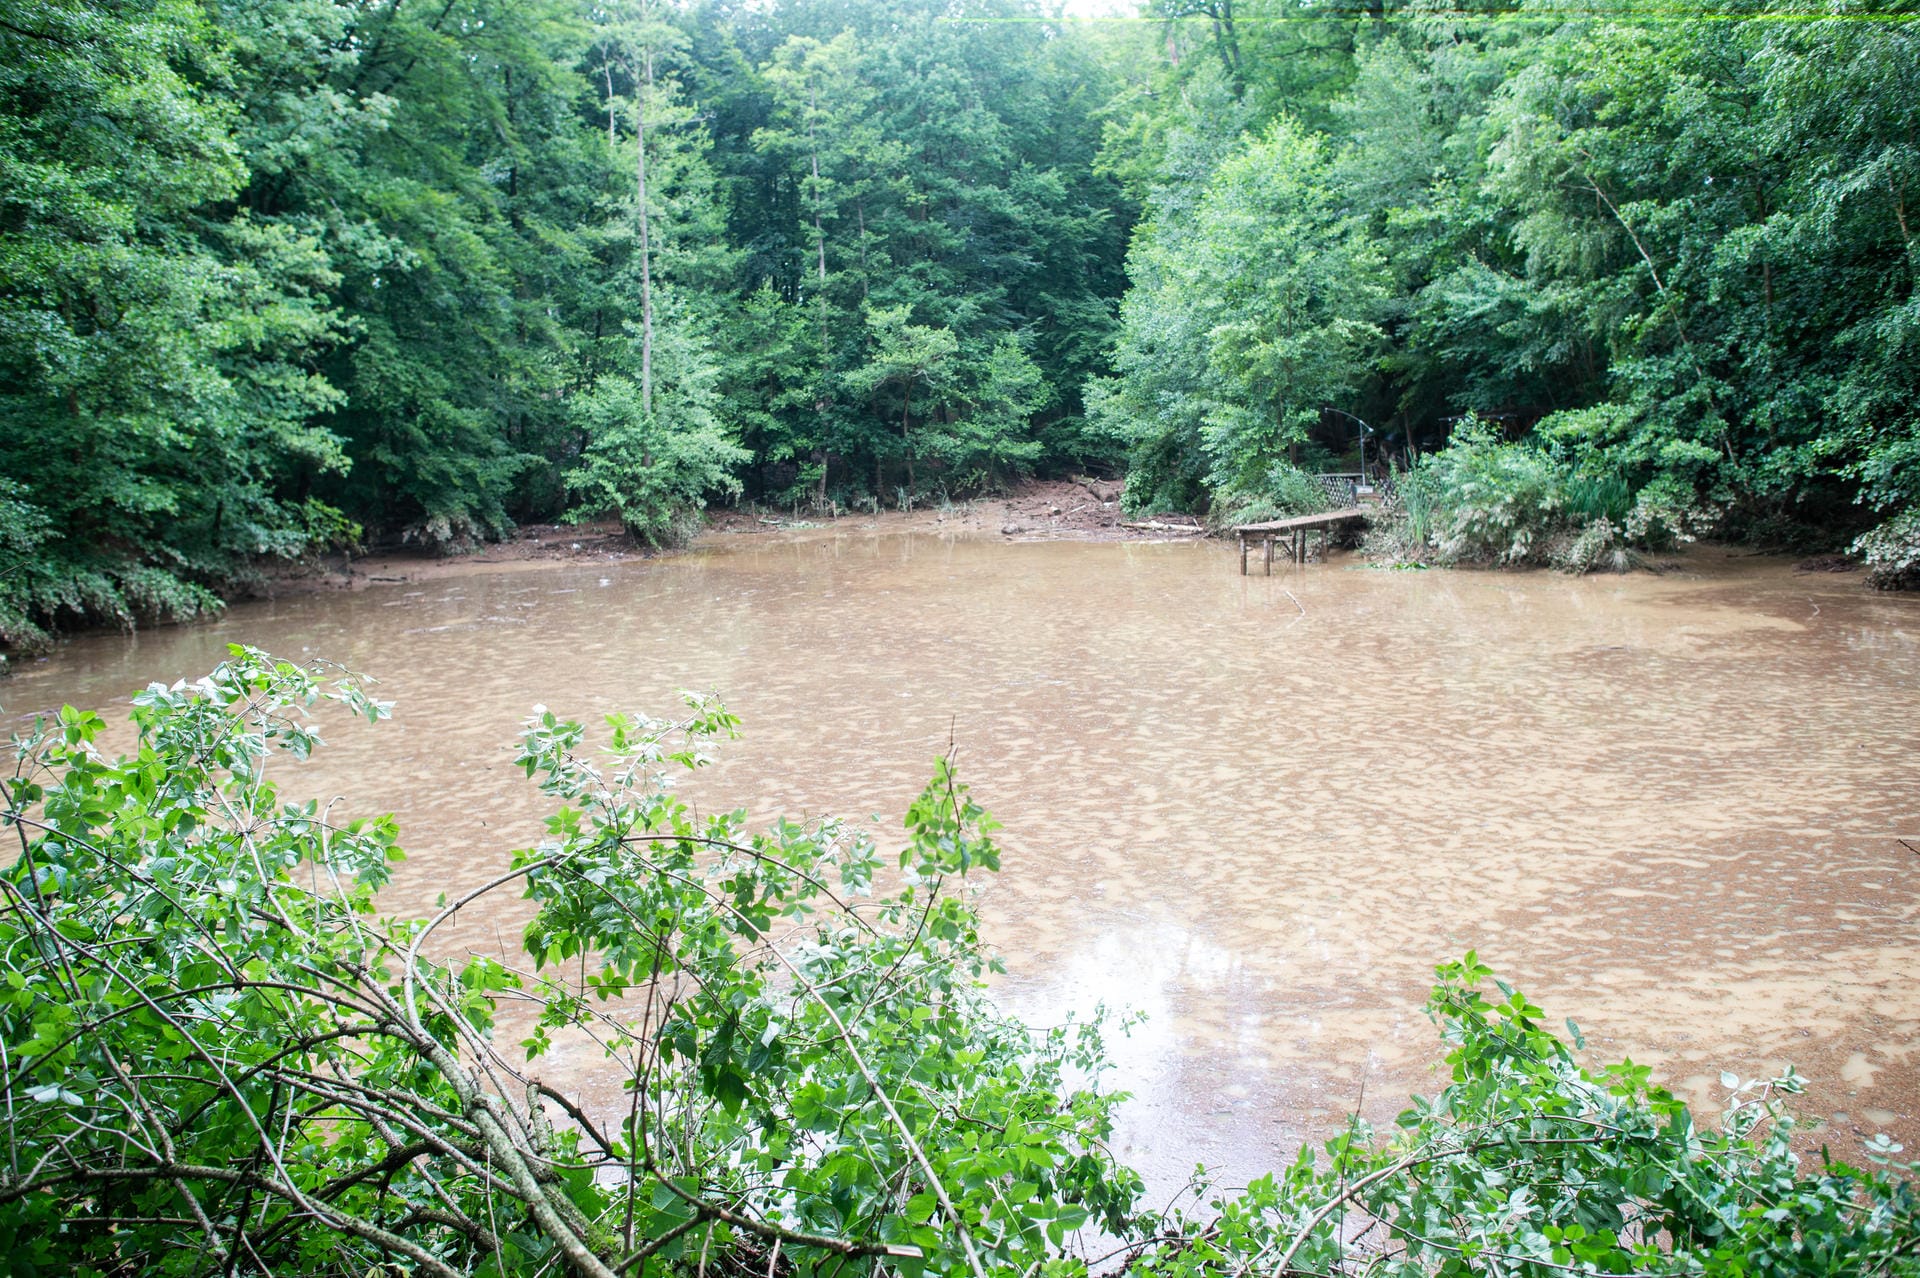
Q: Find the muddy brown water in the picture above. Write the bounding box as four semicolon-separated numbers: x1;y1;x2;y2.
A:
7;532;1918;1193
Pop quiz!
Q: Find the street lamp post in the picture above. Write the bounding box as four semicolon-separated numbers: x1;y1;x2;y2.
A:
1323;407;1375;495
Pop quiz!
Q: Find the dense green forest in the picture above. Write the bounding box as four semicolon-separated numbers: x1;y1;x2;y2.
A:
1092;1;1920;578
3;0;1918;649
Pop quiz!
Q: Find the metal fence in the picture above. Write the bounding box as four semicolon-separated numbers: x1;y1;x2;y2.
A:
1316;470;1400;508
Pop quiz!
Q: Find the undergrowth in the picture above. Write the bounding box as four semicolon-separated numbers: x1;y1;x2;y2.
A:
1364;419;1722;575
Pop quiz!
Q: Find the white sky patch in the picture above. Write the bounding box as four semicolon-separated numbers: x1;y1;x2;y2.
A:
1052;0;1142;19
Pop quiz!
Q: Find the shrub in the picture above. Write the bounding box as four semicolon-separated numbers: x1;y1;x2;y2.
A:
1132;954;1920;1278
1400;419;1569;566
1268;463;1340;516
1367;428;1713;573
1548;515;1634;574
566;375;749;548
1560;467;1634;524
1854;508;1920;590
0;555;223;656
1207;463;1334;530
0;480;349;656
1623;473;1721;551
1358;471;1436;566
0;649;1140;1276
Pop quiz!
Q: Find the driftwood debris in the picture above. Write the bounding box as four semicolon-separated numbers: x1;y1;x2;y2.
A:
1073;475;1123;503
1121;520;1205;533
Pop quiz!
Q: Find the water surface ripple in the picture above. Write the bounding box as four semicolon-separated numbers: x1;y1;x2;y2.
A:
9;533;1918;1190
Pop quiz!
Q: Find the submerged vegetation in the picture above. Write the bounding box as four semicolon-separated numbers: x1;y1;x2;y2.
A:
4;0;1920;647
1;648;1915;1274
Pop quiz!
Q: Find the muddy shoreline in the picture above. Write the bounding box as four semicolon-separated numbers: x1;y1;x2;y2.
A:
261;475;1875;601
257;478;1174;596
8;476;1883;669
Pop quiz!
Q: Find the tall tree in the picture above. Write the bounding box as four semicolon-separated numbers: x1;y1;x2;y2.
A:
1092;0;1920;549
0;0;347;647
567;0;745;543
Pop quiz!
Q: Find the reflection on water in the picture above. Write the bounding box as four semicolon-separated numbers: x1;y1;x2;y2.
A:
8;533;1919;1191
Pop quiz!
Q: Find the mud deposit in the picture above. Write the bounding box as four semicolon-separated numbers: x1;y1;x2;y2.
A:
8;533;1918;1192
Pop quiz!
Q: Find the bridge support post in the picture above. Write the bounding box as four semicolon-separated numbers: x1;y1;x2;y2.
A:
1238;534;1248;575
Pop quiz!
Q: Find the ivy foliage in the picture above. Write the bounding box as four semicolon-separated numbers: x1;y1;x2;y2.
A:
1;650;1914;1275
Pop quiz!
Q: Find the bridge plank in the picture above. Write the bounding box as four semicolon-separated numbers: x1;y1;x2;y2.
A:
1232;507;1368;534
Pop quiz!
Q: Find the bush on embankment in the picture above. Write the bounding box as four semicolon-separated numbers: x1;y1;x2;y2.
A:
1854;510;1920;591
1203;463;1339;533
1362;419;1721;573
3;648;1915;1276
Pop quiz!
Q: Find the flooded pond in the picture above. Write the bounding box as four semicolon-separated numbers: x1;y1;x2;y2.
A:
7;532;1918;1190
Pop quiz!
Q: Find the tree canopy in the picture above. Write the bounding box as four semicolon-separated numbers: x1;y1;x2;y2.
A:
4;0;1919;647
1093;0;1920;564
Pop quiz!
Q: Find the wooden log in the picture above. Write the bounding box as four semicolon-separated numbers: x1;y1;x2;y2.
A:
1122;520;1206;533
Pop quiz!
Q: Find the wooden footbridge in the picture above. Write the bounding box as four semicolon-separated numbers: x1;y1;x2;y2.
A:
1234;507;1371;574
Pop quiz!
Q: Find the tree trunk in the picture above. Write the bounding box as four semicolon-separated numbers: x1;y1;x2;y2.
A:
807;85;828;290
902;380;914;492
1756;186;1774;331
1891;169;1917;286
1211;0;1242;88
634;48;655;420
809;91;831;505
604;62;617;145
